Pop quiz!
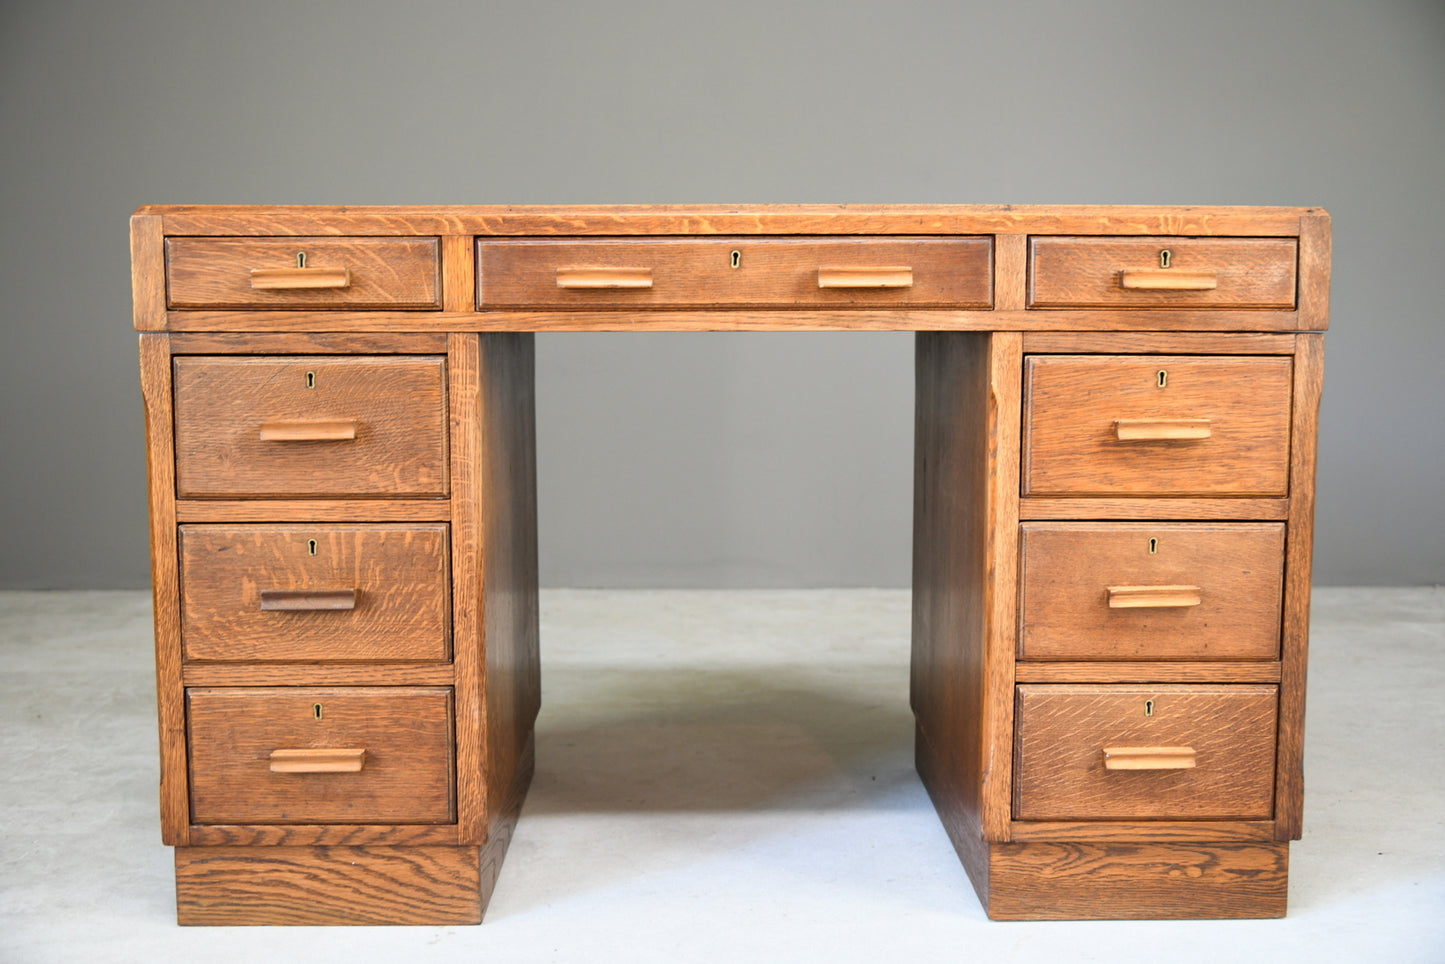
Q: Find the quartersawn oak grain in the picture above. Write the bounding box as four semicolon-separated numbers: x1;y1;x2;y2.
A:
478;237;992;309
1022;355;1294;497
134;204;1329;925
1018;522;1285;660
187;686;455;826
175;845;481;925
986;841;1288;920
173;355;449;499
167;237;440;309
1029;237;1297;309
1012;684;1278;821
178;523;451;662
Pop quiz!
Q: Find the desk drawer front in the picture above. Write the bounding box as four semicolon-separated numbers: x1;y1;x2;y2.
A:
179;524;451;662
1028;237;1297;309
1018;522;1284;661
1013;684;1278;821
187;687;455;825
166;238;441;309
1022;355;1293;497
477;237;993;308
173;356;448;498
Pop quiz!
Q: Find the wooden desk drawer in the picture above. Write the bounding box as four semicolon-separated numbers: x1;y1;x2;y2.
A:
166;238;441;309
1018;522;1284;661
1028;237;1297;309
477;237;993;308
187;687;455;825
1013;685;1277;821
1022;355;1293;497
173;356;448;498
179;524;451;662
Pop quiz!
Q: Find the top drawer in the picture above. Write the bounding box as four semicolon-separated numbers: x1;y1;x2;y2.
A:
477;237;993;309
1028;237;1297;309
166;238;441;309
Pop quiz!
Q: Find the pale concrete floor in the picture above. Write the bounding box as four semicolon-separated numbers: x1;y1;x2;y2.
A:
2;588;1442;962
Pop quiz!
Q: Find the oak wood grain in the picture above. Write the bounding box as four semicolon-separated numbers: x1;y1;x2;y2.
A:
187;825;461;847
173;355;449;498
1276;332;1324;840
1018;522;1285;660
1297;213;1332;331
169;332;448;354
179;524;450;662
1018;497;1289;521
187;687;454;825
131;214;166;331
174;499;449;523
1008;820;1277;842
1014;662;1281;684
478;238;992;309
175;845;481;925
167;237;440;309
479;333;542;849
1013;684;1277;821
442;235;476;314
1022;355;1294;497
911;332;994;858
1021;331;1296;354
143;203;1321;239
448;333;485;844
985;841;1288;920
182;663;453;687
157;306;1308;333
139;333;188;845
1029;238;1297;309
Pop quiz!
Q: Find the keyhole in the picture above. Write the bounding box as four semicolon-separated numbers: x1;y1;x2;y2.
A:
313;703;324;720
307;539;318;556
730;249;742;269
1149;538;1159;555
1145;700;1155;717
1157;369;1168;388
1159;249;1172;269
297;251;308;269
305;370;316;389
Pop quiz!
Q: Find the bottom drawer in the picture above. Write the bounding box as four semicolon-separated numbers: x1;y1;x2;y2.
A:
1013;684;1277;821
187;687;455;825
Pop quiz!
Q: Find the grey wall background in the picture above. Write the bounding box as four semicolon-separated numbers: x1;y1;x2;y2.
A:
1;0;1441;589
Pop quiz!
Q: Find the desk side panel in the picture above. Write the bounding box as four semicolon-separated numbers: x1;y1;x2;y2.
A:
913;332;1015;892
479;333;542;845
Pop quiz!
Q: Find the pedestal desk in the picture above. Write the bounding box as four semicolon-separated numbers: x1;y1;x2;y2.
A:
131;204;1329;923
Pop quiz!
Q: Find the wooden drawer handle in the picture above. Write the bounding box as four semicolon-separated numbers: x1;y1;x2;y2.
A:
249;267;352;290
1113;418;1212;441
1103;746;1197;770
817;266;913;288
269;748;366;773
258;420;358;442
555;267;653;289
1107;585;1202;609
259;588;358;612
1119;269;1217;291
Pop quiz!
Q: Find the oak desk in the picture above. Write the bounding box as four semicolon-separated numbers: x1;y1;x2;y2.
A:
131;204;1328;923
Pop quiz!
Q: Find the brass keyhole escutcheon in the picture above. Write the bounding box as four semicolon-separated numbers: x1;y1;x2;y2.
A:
1145;700;1155;717
730;249;742;269
296;251;308;269
1148;537;1159;555
307;539;318;556
305;370;316;389
1159;249;1172;269
313;703;324;720
1157;369;1168;388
